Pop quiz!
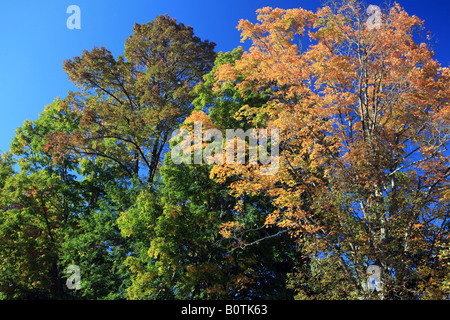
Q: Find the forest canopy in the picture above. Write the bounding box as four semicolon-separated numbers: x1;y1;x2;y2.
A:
0;1;449;300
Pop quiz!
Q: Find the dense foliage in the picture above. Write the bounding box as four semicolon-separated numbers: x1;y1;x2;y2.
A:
1;1;449;300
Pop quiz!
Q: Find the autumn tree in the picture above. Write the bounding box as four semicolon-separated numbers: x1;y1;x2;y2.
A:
61;14;216;185
213;1;450;299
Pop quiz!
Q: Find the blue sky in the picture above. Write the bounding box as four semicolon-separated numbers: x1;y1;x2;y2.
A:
0;0;449;153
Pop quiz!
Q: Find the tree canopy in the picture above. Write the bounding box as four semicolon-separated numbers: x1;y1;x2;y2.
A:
0;2;449;300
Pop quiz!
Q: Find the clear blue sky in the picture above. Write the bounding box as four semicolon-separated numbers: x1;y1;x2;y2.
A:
0;0;449;153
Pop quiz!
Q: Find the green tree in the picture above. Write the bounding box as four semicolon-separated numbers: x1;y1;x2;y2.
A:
0;99;81;298
0;99;135;299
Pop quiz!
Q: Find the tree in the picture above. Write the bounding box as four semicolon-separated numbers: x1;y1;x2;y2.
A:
0;99;134;299
60;14;216;185
213;1;450;299
0;99;81;298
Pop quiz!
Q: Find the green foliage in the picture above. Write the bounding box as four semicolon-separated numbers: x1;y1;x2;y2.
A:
193;47;270;130
118;153;296;299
